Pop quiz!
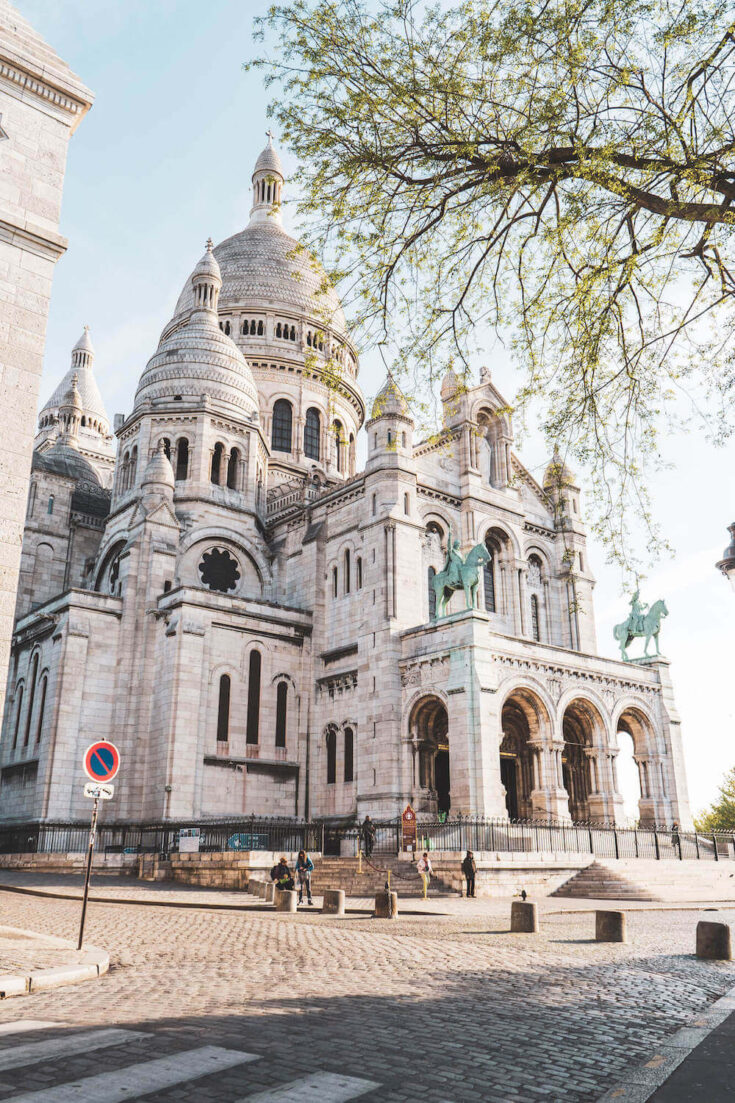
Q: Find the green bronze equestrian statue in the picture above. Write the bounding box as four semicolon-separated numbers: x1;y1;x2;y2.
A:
432;528;492;618
613;591;668;661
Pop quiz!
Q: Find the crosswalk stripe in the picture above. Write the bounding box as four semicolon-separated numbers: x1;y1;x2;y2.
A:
0;1028;149;1072
0;1023;58;1037
3;1045;259;1102
237;1072;380;1102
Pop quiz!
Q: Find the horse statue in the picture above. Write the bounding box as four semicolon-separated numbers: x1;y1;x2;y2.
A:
613;591;668;661
432;534;492;618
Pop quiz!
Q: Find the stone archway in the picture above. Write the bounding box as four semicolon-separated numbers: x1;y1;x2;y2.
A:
617;706;656;826
500;697;535;819
409;696;450;815
561;699;604;821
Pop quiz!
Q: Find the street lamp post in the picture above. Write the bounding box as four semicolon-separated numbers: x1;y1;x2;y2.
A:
716;523;735;592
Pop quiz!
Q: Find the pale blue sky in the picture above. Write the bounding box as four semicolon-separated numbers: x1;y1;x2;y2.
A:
17;0;735;818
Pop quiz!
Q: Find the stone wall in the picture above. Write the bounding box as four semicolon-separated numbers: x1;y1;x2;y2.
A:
0;2;93;722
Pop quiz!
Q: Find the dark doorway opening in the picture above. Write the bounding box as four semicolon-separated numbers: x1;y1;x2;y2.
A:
435;749;451;815
501;756;519;819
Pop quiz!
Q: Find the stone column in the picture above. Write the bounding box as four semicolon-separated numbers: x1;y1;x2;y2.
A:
529;738;570;820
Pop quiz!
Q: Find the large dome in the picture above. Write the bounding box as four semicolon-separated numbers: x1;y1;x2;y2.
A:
169;221;346;335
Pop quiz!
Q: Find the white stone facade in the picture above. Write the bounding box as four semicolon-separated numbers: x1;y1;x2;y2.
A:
0;1;93;728
0;141;692;829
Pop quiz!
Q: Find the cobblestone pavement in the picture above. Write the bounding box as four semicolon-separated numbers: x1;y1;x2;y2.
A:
0;887;732;1102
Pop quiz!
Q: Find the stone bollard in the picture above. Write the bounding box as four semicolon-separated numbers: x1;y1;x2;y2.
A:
259;882;269;899
247;879;258;895
374;891;398;919
595;910;627;943
264;882;275;904
510;900;539;933
275;888;298;913
696;920;732;961
322;889;345;916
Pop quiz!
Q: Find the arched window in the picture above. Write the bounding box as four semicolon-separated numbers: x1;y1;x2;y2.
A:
326;728;336;784
275;681;288;748
47;494;54;515
35;675;47;743
333;420;344;472
224;320;231;336
332;566;338;598
23;654;39;747
12;685;24;750
227;448;240;490
216;674;231;743
120;451;130;492
290;325;296;341
344;549;351;594
276;322;283;338
344;727;354;782
175;438;189;481
356;557;363;589
161;437;171;460
371;493;376;515
404;493;410;515
349;433;355;474
211;442;224;484
304;408;321;460
272;399;293;453
428;566;437;619
257;319;264;336
483;543;496;612
246;651;261;744
531;594;541;641
130;445;138;487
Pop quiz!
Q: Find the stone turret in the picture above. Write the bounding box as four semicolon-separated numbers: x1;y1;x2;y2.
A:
366;373;414;467
249;133;284;226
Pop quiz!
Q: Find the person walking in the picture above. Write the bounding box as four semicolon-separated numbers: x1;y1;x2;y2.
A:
295;850;314;905
270;856;294;892
362;815;376;859
417;852;433;899
462;850;477;898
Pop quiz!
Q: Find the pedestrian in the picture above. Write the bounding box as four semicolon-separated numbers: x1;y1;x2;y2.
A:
671;821;681;858
417;851;433;899
270;856;294;892
362;815;376;859
461;850;476;898
295;849;314;905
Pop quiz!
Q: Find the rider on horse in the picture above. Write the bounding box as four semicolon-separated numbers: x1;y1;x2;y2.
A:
629;590;648;635
444;527;464;588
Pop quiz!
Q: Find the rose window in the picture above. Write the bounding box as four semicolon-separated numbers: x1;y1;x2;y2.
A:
198;547;241;593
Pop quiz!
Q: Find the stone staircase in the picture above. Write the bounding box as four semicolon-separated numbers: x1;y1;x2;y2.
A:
310;856;460;898
551;861;659;901
552;858;735;902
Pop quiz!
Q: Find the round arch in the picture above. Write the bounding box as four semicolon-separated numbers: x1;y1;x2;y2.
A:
499;685;552;820
614;702;658;825
560;697;607;821
408;693;451;816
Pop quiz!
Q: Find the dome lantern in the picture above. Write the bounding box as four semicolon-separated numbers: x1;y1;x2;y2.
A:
57;372;82;448
249;131;284;227
191;238;222;316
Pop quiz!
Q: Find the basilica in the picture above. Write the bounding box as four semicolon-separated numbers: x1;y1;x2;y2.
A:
0;139;692;829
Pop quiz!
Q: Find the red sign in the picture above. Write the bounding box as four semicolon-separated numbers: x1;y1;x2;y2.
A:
83;741;120;783
402;804;417;850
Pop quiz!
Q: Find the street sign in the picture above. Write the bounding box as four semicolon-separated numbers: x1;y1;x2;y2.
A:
83;741;120;783
83;782;114;800
402;804;417;851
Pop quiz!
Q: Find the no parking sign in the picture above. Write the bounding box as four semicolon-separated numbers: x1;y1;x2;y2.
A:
83;741;120;784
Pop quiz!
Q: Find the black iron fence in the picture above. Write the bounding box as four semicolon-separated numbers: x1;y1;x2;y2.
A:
0;818;322;857
0;815;733;862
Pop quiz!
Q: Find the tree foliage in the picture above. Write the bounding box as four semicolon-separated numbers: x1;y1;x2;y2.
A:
694;766;735;832
251;0;735;574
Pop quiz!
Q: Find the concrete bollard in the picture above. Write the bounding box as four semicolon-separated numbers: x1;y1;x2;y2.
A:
697;920;732;961
322;889;345;916
595;910;627;943
247;879;258;895
275;888;298;913
510;900;539;933
264;882;275;903
374;891;398;919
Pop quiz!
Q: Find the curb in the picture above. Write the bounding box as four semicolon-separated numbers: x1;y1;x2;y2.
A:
0;924;109;1000
597;979;735;1101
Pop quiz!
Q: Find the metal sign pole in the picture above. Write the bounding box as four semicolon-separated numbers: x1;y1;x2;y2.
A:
77;795;99;950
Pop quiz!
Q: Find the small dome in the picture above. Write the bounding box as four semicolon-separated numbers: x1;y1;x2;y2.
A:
254;134;283;177
142;441;175;491
73;326;94;357
32;443;102;485
440;367;460;401
543;449;575;490
192;238;221;286
371;373;411;419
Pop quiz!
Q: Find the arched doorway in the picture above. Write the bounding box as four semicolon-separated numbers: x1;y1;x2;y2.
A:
500;689;549;820
616;707;653;826
409;696;450;815
561;699;602;821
